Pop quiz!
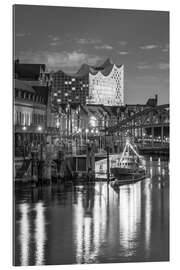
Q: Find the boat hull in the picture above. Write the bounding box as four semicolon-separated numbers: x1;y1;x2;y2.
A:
110;174;146;187
111;167;145;180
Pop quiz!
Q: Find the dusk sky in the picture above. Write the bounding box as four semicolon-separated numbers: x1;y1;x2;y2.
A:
14;5;169;104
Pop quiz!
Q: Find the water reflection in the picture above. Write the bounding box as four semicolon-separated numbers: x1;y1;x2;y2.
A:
72;179;156;263
34;202;46;265
15;157;169;265
144;179;152;258
19;204;30;266
118;183;141;255
18;200;46;266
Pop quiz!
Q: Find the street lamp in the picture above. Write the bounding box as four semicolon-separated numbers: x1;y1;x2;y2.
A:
85;128;89;142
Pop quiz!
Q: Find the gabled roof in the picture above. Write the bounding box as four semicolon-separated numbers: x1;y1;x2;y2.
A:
14;63;46;81
14;79;36;93
146;98;157;107
14;79;49;105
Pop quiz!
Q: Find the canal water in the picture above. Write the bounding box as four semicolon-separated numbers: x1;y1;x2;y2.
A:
14;156;169;265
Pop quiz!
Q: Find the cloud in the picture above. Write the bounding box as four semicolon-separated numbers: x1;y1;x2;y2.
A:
157;62;169;70
137;64;152;69
140;44;158;50
94;44;113;50
16;32;31;37
48;35;60;46
52;36;59;41
117;41;127;46
118;51;130;55
16;50;101;71
50;42;58;47
76;38;101;45
162;44;169;53
137;61;169;70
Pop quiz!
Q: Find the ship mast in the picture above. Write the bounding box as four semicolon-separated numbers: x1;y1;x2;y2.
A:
120;138;141;162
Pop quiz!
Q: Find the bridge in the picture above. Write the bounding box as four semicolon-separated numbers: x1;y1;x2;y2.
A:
104;104;169;154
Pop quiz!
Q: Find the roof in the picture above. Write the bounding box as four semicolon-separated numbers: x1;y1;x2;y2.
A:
32;86;49;104
54;59;122;78
89;58;122;76
93;58;112;70
146;98;157;107
14;79;49;104
14;79;36;93
75;64;90;77
14;63;46;81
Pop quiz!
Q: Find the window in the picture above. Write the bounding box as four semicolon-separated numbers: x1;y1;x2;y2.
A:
16;111;19;125
19;112;22;125
21;113;25;125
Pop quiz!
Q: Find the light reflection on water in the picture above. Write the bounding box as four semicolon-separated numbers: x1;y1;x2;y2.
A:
14;157;169;265
34;202;46;265
19;204;29;266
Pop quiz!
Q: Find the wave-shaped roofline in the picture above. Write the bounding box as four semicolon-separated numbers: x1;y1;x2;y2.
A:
54;59;123;78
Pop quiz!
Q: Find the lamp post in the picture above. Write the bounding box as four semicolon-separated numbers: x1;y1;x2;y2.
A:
104;113;110;182
85;128;89;142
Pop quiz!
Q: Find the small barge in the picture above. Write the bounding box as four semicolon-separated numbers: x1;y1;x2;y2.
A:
110;138;146;187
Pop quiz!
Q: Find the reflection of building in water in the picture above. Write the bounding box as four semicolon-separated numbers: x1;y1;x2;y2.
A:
19;204;30;266
18;201;46;266
144;179;152;257
35;202;46;265
73;181;155;262
73;184;107;263
118;182;141;255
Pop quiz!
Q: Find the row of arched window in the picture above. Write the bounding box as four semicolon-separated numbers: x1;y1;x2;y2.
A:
15;88;45;104
15;111;45;126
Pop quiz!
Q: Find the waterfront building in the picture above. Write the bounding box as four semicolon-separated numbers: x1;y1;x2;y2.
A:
14;79;49;157
14;59;51;86
52;59;124;107
52;69;89;105
14;60;56;158
88;59;124;106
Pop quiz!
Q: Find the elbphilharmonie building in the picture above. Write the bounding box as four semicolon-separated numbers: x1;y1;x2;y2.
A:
52;59;124;107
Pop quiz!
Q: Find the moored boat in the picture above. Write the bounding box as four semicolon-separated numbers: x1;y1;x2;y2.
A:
110;138;146;187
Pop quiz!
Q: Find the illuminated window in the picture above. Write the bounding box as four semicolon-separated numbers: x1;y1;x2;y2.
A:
89;116;97;127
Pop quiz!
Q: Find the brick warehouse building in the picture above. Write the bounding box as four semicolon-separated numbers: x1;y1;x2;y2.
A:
52;59;124;107
14;61;56;158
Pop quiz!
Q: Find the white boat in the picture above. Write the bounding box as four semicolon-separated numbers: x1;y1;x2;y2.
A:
110;138;146;187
